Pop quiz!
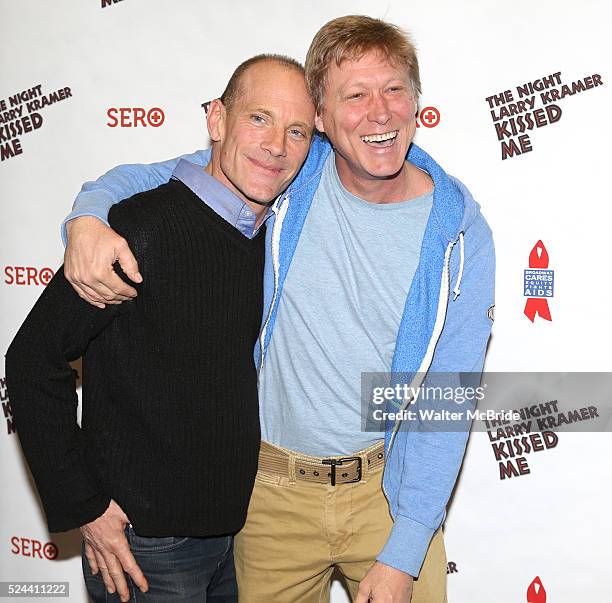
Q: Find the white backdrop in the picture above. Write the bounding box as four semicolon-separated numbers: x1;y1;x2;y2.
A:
1;1;611;601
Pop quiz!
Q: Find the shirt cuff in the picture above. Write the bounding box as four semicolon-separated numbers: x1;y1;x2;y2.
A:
377;513;436;578
61;192;114;246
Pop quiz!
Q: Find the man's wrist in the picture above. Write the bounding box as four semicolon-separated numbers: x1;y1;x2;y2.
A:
376;561;414;580
62;214;110;246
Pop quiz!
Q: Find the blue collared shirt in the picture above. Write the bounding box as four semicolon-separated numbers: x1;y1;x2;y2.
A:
172;159;273;238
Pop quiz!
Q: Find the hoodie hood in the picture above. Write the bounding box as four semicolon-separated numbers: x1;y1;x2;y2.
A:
406;143;483;245
450;174;482;236
287;134;481;243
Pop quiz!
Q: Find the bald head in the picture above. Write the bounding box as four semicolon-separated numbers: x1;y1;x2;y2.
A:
220;54;306;113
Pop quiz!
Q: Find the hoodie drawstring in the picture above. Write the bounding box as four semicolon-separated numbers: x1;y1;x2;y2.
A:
453;232;464;301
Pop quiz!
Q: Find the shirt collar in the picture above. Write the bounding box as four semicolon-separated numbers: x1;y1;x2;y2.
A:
171;159;273;239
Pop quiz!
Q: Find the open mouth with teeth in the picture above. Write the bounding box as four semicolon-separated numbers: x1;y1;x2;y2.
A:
360;130;399;147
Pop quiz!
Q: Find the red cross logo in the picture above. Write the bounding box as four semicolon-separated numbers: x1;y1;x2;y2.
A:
419;106;441;128
147;107;165;127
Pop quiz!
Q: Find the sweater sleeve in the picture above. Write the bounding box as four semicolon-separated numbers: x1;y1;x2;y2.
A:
5;267;127;531
60;149;210;245
6;201;148;532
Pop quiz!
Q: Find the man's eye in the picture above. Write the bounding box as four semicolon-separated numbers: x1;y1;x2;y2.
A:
289;129;306;138
388;86;404;93
251;114;266;124
347;93;363;100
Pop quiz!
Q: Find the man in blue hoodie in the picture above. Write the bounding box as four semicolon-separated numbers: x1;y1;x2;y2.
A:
61;15;494;603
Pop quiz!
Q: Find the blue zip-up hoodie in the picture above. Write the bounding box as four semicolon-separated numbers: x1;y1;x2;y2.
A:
63;135;495;577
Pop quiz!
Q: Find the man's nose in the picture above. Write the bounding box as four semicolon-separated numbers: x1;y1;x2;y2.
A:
262;127;287;157
367;93;392;125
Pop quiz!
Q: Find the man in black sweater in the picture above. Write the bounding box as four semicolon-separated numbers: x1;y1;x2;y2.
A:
5;55;314;603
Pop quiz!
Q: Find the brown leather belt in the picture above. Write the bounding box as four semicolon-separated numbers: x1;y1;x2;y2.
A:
258;440;385;486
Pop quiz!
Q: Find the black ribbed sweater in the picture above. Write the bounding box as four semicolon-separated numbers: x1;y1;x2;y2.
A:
6;180;264;537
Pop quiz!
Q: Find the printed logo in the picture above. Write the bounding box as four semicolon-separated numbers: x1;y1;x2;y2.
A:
4;266;54;286
485;71;604;159
527;576;546;603
446;561;458;575
487;304;495;322
107;107;165;128
11;537;58;560
101;0;125;7
486;398;599;480
523;241;553;322
1;376;13;436
416;106;441;128
1;84;73;162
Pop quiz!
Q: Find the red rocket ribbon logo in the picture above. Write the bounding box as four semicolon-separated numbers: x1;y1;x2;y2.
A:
526;576;546;602
524;240;552;322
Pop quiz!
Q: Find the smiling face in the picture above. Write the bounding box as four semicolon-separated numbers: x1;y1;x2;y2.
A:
207;61;315;205
315;51;417;196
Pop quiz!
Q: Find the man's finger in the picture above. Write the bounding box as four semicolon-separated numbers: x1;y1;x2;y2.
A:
95;271;138;300
96;272;138;300
84;274;135;303
101;550;130;602
116;547;149;593
93;549;116;594
72;283;106;309
75;281;111;305
108;528;148;594
354;584;371;603
83;542;99;575
116;246;143;284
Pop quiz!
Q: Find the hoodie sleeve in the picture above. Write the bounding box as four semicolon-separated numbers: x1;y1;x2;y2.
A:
60;149;210;245
377;214;495;577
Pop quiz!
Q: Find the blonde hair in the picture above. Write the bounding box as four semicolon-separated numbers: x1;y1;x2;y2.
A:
305;15;421;113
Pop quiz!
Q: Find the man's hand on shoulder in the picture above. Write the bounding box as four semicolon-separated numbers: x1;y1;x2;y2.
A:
356;561;414;603
80;499;148;602
64;216;142;308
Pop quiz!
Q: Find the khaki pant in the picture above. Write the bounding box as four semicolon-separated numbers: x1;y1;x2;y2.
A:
234;458;447;602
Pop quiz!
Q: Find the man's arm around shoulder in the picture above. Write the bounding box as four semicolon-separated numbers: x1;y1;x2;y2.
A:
62;149;209;307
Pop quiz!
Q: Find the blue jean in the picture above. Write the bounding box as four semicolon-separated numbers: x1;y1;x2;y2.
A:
83;526;236;602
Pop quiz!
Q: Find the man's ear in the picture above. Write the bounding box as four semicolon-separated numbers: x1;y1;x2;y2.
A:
314;112;325;134
207;99;226;142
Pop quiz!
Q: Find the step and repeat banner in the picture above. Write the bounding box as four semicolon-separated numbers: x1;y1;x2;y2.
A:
1;1;610;601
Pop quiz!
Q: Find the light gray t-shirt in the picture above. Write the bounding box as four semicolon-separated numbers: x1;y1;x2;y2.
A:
260;154;433;456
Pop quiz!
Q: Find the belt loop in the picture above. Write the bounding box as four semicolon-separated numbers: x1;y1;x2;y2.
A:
288;453;297;485
359;452;369;483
